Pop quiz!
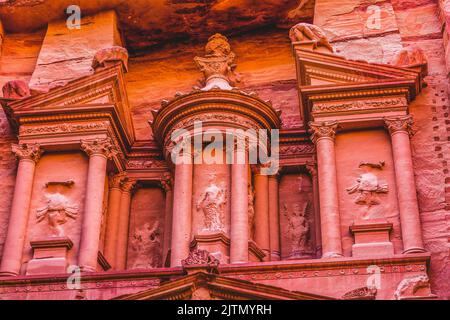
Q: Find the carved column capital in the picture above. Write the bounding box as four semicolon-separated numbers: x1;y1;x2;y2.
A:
121;179;138;194
305;162;318;177
309;121;339;143
81;138;118;159
12;143;43;163
161;173;173;192
384;115;414;137
109;173;127;190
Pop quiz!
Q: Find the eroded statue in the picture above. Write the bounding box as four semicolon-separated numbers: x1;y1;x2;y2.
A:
131;221;162;269
283;202;311;256
197;184;227;233
36;193;78;237
394;275;432;300
347;161;388;207
289;23;333;52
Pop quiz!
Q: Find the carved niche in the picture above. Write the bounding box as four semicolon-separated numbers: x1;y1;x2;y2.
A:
130;221;162;269
279;174;315;259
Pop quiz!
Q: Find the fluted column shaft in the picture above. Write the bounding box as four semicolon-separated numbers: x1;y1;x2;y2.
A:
230;149;249;263
310;122;343;258
0;144;43;276
79;139;116;272
254;170;270;260
115;179;137;270
268;175;280;261
170;152;193;267
385;116;425;253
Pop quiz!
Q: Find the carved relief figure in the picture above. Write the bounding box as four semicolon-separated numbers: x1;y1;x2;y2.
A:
346;161;388;208
283;202;311;256
131;221;162;269
289;23;333;52
248;184;255;239
36;193;78;237
197;183;227;233
394;275;432;300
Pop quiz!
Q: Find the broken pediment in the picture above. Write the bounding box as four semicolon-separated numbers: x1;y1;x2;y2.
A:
113;271;334;300
0;62;135;149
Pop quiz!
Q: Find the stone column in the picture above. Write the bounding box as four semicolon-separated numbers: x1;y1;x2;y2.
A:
161;174;173;267
230;148;249;264
170;151;193;267
78;138;116;272
385;116;426;253
309;122;343;258
306;162;322;256
115;179;137;270
254;168;270;259
103;173;126;270
268;174;281;261
0;144;43;277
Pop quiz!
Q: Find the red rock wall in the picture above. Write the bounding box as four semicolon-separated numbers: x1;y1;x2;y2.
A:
315;0;450;299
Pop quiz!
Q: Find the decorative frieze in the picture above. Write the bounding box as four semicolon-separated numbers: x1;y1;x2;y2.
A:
20;122;110;136
312;97;407;114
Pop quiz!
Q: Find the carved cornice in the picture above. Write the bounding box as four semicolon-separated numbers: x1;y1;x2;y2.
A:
309;121;339;143
11;143;43;163
384;115;414;137
81;138;118;159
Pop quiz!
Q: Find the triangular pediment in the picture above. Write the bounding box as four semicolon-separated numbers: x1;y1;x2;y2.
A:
2;64;135;146
294;48;422;87
113;271;334;300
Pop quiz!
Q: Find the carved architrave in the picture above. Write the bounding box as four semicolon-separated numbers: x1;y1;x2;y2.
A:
12;143;43;163
309;121;338;143
81;138;118;159
384;115;414;137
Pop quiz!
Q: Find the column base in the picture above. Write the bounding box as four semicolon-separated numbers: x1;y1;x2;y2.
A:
26;237;73;276
0;271;18;278
350;221;394;258
402;247;427;254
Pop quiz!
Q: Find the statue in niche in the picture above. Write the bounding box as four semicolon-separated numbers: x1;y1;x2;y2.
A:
283;202;311;256
36;193;78;237
131;221;162;269
197;182;227;233
248;185;255;239
346;161;388;209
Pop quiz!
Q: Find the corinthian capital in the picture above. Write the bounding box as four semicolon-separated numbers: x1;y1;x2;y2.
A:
309;121;339;143
12;143;43;163
109;172;127;189
81;138;118;159
121;179;137;194
160;173;173;192
384;115;414;136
